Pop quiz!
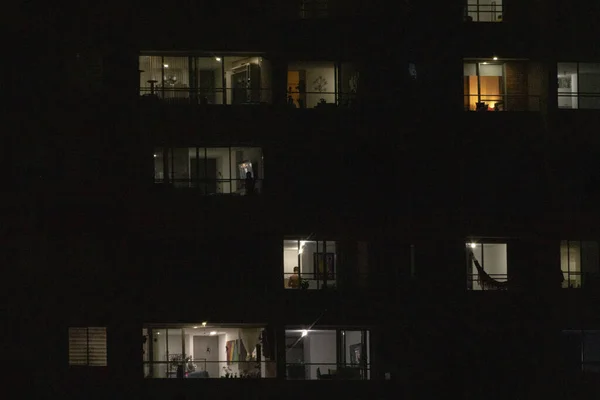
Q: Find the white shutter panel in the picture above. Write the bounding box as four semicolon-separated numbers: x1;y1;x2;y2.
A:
88;327;108;366
68;327;107;366
69;328;89;365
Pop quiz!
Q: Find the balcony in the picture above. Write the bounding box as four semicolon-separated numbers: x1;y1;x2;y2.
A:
285;328;371;380
464;59;543;112
139;54;272;106
287;61;359;109
558;63;600;110
143;324;276;379
283;239;370;291
466;242;508;291
561;241;600;289
464;0;503;22
153;147;263;196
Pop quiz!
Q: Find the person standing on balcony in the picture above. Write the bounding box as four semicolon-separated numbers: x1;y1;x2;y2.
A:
245;171;255;195
288;267;300;288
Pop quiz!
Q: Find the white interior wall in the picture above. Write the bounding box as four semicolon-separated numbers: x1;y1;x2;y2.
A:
301;241;317;288
284;249;299;283
288;62;336;108
558;74;578;109
305;64;336;107
307;331;337;379
471;243;508;290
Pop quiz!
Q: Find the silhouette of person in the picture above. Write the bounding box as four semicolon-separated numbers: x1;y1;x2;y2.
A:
288;267;300;288
296;79;306;108
287;86;295;106
245;171;255;195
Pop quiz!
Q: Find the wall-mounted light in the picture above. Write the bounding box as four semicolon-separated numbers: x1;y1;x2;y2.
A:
215;57;221;62
157;332;161;335
210;331;217;336
482;62;488;65
202;322;207;327
193;326;198;329
153;154;157;158
163;64;169;68
467;243;477;249
301;330;308;337
492;56;498;61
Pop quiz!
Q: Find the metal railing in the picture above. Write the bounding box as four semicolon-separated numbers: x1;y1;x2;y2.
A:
465;3;503;22
467;273;508;291
140;87;272;105
464;94;540;111
562;272;600;289
143;360;276;379
153;178;263;195
558;93;600;110
286;91;358;108
286;363;370;380
139;87;359;108
282;272;370;290
283;272;338;290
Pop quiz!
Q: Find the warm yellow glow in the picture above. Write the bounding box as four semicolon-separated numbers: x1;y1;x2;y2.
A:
163;64;169;68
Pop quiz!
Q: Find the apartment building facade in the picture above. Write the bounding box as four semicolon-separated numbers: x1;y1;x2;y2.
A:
9;0;600;399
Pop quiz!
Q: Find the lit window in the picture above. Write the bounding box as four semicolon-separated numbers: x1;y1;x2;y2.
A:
557;63;600;110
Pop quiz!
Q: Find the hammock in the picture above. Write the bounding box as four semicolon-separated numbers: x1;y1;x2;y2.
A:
468;250;508;290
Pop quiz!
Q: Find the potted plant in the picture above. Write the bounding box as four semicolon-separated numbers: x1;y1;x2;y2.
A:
300;279;310;290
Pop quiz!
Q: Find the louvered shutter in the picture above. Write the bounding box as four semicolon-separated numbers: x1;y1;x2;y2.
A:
68;327;107;366
88;327;107;366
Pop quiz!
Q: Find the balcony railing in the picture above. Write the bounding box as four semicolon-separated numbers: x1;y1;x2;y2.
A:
140;87;272;105
558;93;600;110
283;272;370;290
562;271;600;289
464;94;540;111
139;87;359;108
286;91;358;109
283;272;337;290
467;273;508;291
286;363;370;380
465;3;503;22
153;178;263;195
143;360;276;379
